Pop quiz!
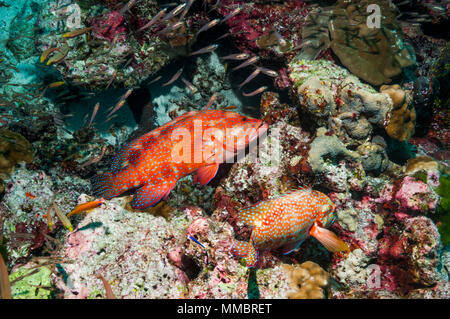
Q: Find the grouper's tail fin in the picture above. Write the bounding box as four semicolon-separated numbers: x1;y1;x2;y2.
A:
91;171;125;200
231;240;259;268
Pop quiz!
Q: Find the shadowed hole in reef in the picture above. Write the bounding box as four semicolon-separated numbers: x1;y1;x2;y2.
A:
180;254;202;280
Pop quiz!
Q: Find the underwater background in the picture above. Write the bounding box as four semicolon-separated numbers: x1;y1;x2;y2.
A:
0;0;449;299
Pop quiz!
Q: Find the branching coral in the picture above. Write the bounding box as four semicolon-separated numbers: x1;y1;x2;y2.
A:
284;261;329;299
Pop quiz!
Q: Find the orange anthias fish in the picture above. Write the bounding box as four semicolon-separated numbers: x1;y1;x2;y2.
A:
67;199;104;218
232;188;349;268
92;110;268;209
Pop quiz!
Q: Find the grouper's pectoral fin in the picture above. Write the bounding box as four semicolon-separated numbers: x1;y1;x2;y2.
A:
193;163;219;186
281;239;304;255
131;181;177;210
231;240;259;268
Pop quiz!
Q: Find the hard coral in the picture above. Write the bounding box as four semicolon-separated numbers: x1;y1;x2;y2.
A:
0;128;33;175
382;84;416;142
288;59;393;148
329;0;416;86
285;261;328;299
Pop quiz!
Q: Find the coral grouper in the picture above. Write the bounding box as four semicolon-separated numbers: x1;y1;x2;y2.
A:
232;188;349;268
92;110;268;209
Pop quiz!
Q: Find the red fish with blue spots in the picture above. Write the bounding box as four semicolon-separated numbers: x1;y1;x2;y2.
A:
92;110;268;209
232;188;349;268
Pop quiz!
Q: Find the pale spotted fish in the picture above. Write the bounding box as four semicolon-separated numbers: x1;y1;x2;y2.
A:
232;188;349;268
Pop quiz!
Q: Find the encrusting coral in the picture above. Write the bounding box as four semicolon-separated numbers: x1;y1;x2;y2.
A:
285;261;329;299
0;129;33;187
288;59;393;147
329;0;416;86
382;84;416;142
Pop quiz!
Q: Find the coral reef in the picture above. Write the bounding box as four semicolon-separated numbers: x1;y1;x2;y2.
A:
288;59;392;148
0;0;448;302
0;128;33;175
54;194;293;298
328;0;416;86
285;261;328;299
382;85;416;142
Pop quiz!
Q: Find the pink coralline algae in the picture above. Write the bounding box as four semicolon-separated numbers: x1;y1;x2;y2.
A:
89;11;127;42
65;229;97;259
186;218;210;238
218;0;310;60
395;176;437;212
377;216;447;294
375;176;439;216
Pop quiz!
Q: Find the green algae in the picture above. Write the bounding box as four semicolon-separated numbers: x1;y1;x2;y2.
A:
9;266;53;299
437;175;450;245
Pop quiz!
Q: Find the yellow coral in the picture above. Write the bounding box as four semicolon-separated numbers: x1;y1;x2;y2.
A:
284;261;329;299
405;156;449;176
382;85;415;142
0;128;33;176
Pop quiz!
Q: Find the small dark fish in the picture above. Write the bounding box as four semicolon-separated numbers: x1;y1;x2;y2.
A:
53;201;73;232
162;3;186;21
62;27;93;38
196;19;220;36
238;68;261;89
161;2;178;8
138;9;167;32
149;75;162;84
257;66;278;77
188;235;205;248
215;32;231;41
106;100;127;118
207;0;221;13
242;86;267;97
222;105;237;110
181;77;197;93
105;70;117;90
162;68;183;87
220;53;250;61
221;7;242;23
188;44;219;56
205;93;217;110
157;21;184;35
106;88;133;118
88;102;100;127
232;56;260;72
180;0;195;20
122;88;134;100
119;0;137;15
